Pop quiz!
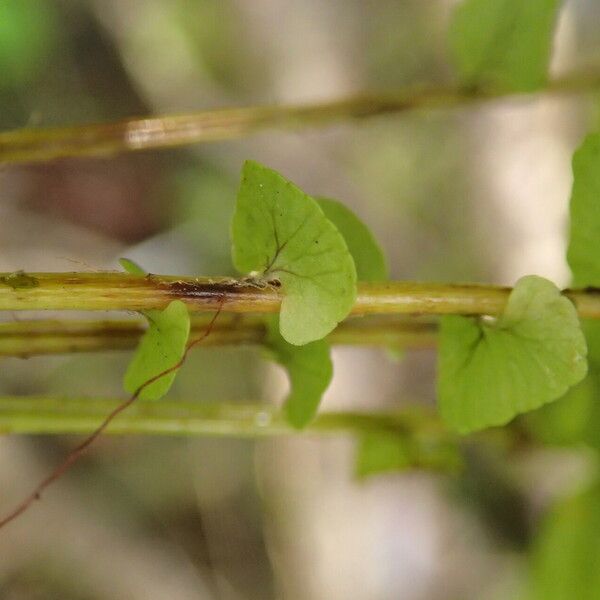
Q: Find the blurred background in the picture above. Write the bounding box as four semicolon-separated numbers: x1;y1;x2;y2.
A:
1;1;600;598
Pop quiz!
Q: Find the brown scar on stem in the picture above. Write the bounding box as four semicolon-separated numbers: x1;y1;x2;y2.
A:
160;277;282;300
165;280;248;298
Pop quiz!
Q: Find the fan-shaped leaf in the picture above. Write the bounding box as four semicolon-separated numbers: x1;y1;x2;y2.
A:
123;300;191;401
231;161;357;345
438;275;587;433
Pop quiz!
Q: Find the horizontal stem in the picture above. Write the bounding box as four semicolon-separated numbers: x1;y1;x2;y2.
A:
1;71;599;164
0;396;444;438
0;315;437;357
1;272;600;318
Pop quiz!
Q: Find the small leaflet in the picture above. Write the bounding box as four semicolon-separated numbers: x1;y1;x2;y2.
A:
231;161;357;346
123;300;191;401
438;275;587;433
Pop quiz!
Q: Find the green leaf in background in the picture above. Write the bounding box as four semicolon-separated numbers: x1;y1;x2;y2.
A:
580;322;600;449
449;0;561;92
265;316;333;428
567;133;600;287
316;198;388;281
523;377;595;446
438;275;587;433
356;431;413;476
119;257;148;277
123;300;191;401
582;341;600;452
231;161;357;346
564;135;600;448
355;431;461;477
0;3;59;88
530;481;600;600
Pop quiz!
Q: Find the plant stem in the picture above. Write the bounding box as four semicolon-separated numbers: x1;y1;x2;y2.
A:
0;316;436;357
0;396;443;437
1;71;599;164
1;272;600;318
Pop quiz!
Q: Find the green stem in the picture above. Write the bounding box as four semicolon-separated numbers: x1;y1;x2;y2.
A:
1;272;600;318
1;71;599;164
0;315;436;357
0;396;444;437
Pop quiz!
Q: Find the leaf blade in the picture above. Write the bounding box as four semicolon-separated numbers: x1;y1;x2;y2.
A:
316;197;388;281
438;275;587;433
123;300;191;401
232;161;357;345
530;482;600;600
450;0;561;92
567;133;600;287
266;316;333;428
119;257;147;276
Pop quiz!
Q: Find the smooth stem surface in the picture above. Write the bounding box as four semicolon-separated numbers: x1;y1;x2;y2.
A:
0;315;437;357
0;397;444;438
1;71;599;164
2;273;600;317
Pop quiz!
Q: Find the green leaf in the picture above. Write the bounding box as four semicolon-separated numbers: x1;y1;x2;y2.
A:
0;4;59;88
123;300;191;401
355;431;461;478
527;323;600;449
567;133;600;287
573;323;600;450
530;482;600;600
564;136;600;447
356;432;413;476
449;0;561;92
566;136;600;447
119;257;147;276
265;316;333;428
523;377;595;446
231;161;357;345
438;275;587;433
316;198;388;281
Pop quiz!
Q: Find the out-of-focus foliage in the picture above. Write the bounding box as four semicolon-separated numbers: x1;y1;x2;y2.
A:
568;133;600;288
523;377;595;446
355;430;462;477
0;3;59;87
530;480;600;600
450;0;561;91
